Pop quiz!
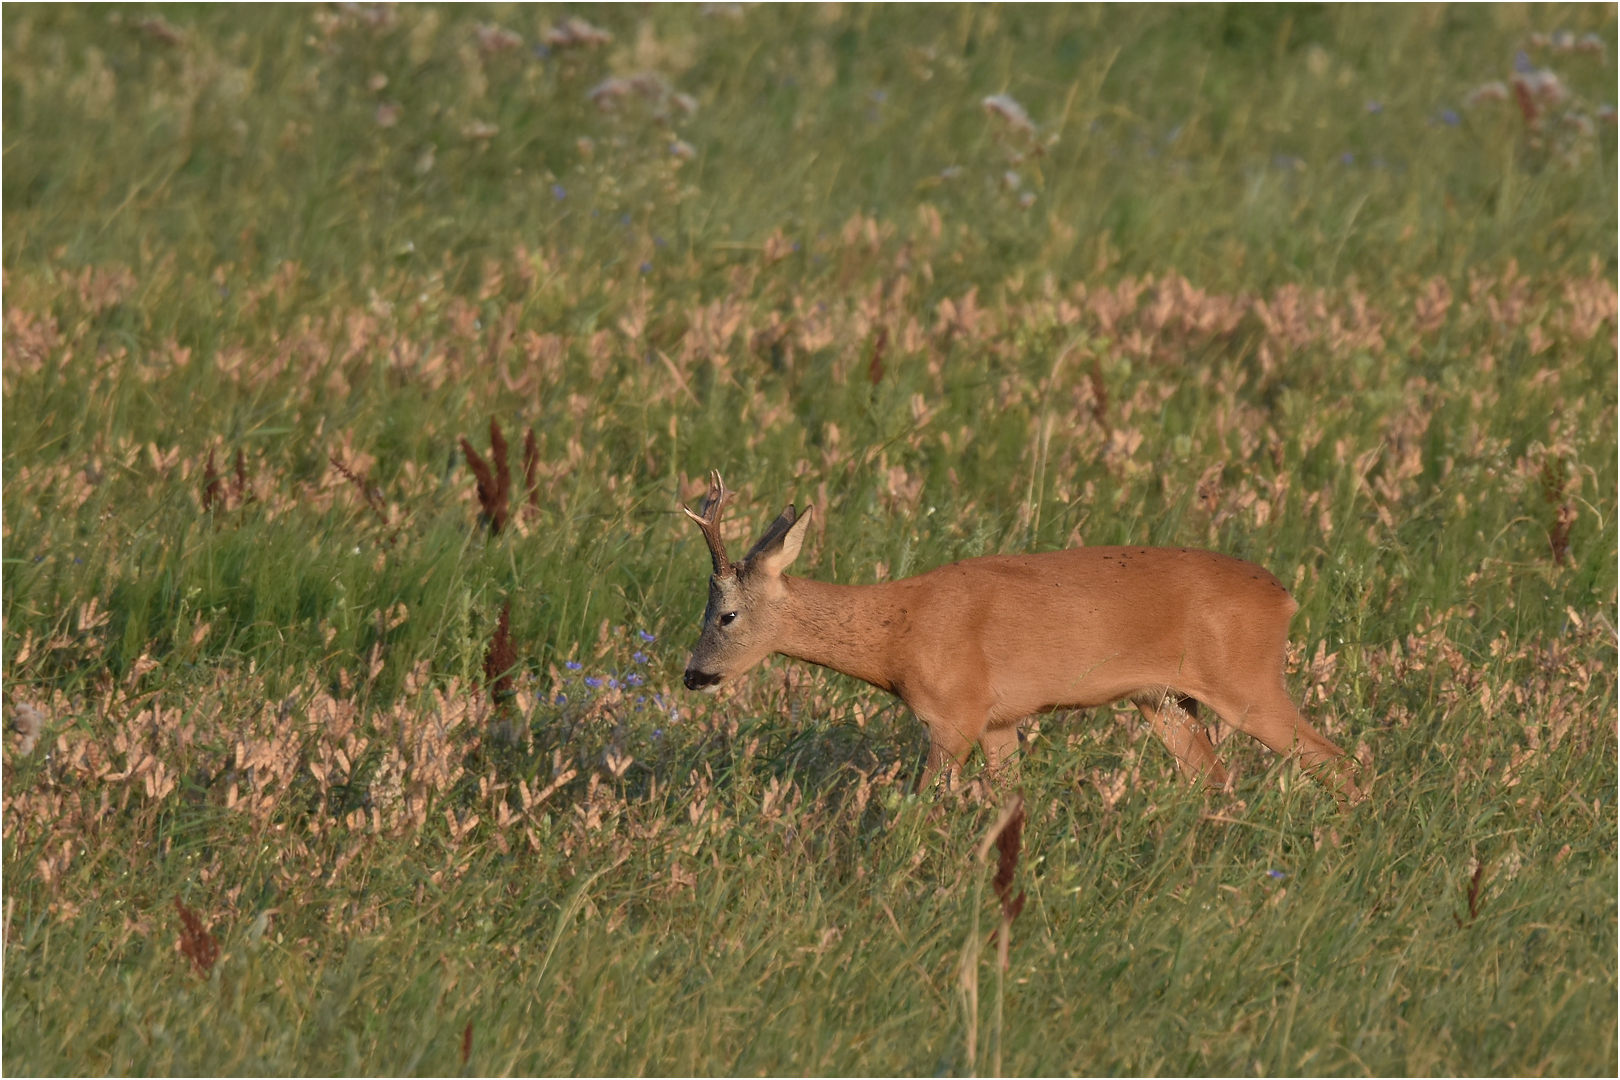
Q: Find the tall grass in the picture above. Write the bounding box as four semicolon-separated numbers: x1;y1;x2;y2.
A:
4;4;1616;1075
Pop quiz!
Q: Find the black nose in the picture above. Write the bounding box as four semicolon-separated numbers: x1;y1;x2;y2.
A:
684;669;722;690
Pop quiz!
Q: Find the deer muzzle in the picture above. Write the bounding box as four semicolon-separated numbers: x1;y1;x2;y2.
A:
683;668;723;691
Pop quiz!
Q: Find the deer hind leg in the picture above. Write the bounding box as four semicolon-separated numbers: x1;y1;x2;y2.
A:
1133;693;1227;787
1201;685;1360;807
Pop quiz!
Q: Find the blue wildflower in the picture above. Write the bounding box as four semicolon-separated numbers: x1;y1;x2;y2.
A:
638;630;656;643
640;262;653;274
566;660;582;671
1514;49;1535;75
1365;100;1383;114
1339;151;1355;165
551;184;567;200
584;676;603;689
632;651;648;664
1268;869;1287;880
1440;109;1460;127
626;673;645;687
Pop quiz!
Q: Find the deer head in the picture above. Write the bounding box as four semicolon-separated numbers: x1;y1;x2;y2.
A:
682;470;813;692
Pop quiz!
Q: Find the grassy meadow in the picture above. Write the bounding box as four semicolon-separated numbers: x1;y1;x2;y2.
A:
3;3;1617;1074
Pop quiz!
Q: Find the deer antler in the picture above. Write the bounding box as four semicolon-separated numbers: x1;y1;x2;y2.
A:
682;469;733;575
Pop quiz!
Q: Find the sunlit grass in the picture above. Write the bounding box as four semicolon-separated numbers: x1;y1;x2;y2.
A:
4;4;1616;1075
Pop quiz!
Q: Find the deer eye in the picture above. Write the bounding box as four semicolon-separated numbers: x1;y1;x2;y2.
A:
720;611;738;627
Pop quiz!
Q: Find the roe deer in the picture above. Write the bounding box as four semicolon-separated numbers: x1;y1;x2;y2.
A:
680;472;1359;806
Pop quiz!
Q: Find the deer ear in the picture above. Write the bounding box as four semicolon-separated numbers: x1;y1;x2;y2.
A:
752;505;813;578
743;505;795;561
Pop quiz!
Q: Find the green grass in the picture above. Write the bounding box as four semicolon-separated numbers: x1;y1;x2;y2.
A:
4;4;1616;1075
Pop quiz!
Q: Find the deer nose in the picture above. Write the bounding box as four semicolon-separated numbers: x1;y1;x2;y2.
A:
684;669;722;690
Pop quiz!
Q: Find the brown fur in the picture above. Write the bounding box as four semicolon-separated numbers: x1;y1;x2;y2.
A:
682;476;1357;805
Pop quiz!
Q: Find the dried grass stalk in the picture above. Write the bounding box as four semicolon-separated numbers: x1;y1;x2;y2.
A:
523;427;541;514
175;896;219;976
202;449;223;511
461;418;512;534
484;602;517;702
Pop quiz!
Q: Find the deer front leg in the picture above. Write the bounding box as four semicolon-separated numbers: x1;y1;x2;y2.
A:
918;726;974;791
979;723;1022;780
912;692;994;792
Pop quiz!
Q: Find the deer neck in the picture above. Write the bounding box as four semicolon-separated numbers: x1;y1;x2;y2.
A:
774;575;900;693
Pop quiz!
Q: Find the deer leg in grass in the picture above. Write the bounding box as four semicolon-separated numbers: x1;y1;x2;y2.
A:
915;709;980;792
978;724;1022;779
905;666;999;791
1133;696;1227;787
1200;687;1360;807
920;736;973;791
